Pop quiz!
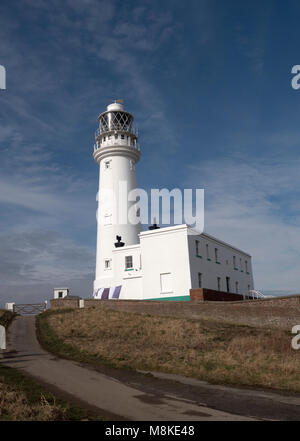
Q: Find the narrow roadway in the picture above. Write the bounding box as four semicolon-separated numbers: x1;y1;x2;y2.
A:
1;316;300;421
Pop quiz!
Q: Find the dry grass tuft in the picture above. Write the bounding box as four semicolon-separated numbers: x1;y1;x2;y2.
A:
45;308;300;392
0;379;66;421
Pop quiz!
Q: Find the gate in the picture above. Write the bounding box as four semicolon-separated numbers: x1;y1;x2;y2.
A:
13;303;46;315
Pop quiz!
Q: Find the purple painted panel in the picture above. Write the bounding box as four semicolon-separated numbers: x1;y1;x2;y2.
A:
112;285;121;299
101;288;109;299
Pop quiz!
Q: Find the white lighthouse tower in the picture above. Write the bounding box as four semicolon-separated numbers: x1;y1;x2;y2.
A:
93;101;142;295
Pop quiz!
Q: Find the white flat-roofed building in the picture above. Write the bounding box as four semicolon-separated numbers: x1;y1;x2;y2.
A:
53;288;69;299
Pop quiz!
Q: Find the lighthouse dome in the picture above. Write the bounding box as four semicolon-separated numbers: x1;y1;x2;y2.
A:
107;102;124;112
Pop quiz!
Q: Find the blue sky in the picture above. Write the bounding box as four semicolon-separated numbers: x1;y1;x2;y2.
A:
1;0;300;305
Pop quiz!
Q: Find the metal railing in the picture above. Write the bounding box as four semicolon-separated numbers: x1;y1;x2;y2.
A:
93;141;140;152
95;126;138;138
247;289;274;299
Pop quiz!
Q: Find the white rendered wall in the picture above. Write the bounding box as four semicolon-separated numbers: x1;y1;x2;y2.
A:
112;244;143;299
94;153;142;291
139;225;192;300
5;303;14;311
97;224;254;299
187;231;254;294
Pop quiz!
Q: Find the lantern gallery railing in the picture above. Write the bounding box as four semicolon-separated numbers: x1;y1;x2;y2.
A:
93;141;140;151
95;126;138;138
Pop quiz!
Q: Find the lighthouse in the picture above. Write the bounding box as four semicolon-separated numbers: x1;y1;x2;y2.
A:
92;101;254;301
93;101;142;296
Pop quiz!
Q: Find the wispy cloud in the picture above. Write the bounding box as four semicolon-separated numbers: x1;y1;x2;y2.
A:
186;155;300;293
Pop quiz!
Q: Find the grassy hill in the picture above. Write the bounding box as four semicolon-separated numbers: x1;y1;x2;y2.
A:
38;306;300;393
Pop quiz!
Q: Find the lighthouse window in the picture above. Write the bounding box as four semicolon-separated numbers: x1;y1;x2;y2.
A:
104;214;112;225
104;259;111;270
105;160;111;169
121;134;125;139
125;256;133;269
114;134;118;139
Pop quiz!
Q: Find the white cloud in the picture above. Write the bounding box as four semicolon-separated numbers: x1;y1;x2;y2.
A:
186;155;300;293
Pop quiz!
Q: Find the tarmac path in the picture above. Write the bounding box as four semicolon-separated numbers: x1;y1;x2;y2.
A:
1;315;300;421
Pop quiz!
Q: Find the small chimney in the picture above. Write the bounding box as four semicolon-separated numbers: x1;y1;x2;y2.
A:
149;217;160;230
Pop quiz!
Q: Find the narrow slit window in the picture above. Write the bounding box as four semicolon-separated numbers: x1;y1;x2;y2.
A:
104;259;111;270
198;272;202;288
226;277;230;293
215;248;218;263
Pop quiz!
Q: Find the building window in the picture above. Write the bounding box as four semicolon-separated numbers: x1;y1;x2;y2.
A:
226;277;230;293
104;259;111;270
195;240;200;256
235;281;239;293
248;284;251;293
245;260;248;273
58;291;63;298
240;257;243;271
217;277;221;291
233;256;236;268
198;272;202;288
206;244;209;259
160;272;172;293
104;214;112;225
215;248;218;263
103;136;106;141
125;255;133;269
